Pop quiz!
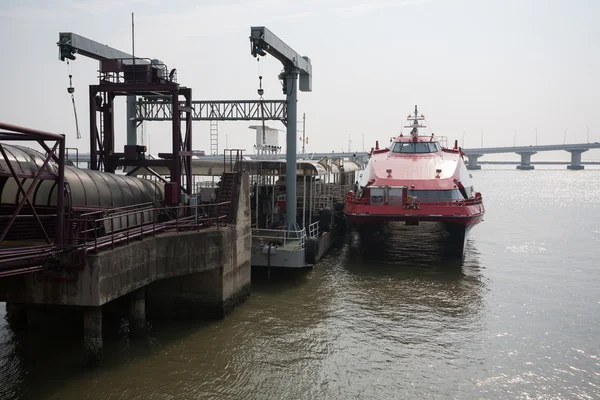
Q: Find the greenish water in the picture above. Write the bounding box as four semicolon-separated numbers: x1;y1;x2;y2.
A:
1;166;599;400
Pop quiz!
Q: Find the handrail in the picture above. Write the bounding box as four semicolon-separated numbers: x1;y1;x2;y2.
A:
67;201;232;253
78;202;156;218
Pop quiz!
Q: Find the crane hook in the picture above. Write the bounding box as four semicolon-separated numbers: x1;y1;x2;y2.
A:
67;74;74;94
257;75;264;98
66;60;81;139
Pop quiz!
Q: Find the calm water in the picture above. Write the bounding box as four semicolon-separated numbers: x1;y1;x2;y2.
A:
1;166;600;400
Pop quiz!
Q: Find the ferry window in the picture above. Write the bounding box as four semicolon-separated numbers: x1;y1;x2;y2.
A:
392;142;441;153
414;143;430;153
428;142;441;152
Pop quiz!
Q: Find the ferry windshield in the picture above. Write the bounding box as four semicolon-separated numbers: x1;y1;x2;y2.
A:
391;142;441;153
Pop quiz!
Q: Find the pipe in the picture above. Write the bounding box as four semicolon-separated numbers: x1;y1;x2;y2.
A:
0;122;65;141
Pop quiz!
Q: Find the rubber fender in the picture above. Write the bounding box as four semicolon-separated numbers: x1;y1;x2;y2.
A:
305;238;320;264
319;209;332;232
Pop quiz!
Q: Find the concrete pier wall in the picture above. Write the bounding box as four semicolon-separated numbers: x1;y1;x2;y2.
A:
0;172;251;360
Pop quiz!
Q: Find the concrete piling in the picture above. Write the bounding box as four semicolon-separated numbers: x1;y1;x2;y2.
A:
83;306;102;365
129;287;147;338
5;303;27;329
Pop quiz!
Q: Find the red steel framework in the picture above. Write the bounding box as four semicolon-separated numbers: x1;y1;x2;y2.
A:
89;58;193;202
0;122;66;275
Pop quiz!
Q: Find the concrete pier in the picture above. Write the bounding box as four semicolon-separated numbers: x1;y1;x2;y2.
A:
466;154;482;170
0;172;251;362
567;149;587;170
83;307;102;365
516;151;536;170
129;288;146;338
5;303;27;329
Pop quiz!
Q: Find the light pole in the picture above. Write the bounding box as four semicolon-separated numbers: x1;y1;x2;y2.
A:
535;128;538;146
563;128;567;145
462;130;466;147
514;129;517;147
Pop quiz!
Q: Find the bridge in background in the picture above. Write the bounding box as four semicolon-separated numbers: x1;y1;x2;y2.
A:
67;144;600;171
463;143;600;170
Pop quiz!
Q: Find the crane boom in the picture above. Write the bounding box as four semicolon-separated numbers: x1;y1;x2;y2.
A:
250;27;312;92
249;26;313;229
58;32;139;62
57;32;147;147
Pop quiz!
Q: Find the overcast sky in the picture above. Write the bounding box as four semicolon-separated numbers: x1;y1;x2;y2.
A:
0;0;598;161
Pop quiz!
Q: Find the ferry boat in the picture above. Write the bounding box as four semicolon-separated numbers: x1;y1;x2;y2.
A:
344;106;485;257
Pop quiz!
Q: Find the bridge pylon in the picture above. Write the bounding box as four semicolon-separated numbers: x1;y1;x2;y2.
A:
567;149;587;170
466;154;483;170
516;151;536;170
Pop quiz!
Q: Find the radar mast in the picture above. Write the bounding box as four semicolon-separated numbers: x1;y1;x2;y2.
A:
404;105;426;138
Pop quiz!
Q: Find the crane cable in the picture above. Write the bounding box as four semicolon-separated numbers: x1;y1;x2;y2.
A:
67;60;81;139
257;57;266;148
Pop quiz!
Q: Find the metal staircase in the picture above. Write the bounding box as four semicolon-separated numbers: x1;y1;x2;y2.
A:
216;172;238;223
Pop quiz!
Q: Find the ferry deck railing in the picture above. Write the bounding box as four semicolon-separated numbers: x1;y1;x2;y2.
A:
347;192;484;207
308;221;320;239
252;227;307;250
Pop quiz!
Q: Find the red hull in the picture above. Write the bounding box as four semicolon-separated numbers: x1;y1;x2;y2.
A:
344;201;484;227
348;106;486;256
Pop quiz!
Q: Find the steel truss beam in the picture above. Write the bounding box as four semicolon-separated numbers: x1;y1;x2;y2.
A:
134;99;287;122
0;122;66;274
89;84;193;196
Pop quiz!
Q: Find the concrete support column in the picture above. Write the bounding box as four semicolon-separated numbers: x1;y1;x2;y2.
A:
83;306;102;365
129;287;147;338
466;154;482;170
5;303;27;329
516;151;536;170
567;149;587;170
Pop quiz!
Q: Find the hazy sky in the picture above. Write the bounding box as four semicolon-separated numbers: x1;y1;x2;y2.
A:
1;0;598;161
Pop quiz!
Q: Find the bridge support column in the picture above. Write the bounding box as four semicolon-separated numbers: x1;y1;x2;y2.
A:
129;287;147;338
567;149;587;170
83;306;102;366
466;154;482;170
516;152;536;170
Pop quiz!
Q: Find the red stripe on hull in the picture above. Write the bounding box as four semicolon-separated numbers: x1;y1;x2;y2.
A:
344;203;484;227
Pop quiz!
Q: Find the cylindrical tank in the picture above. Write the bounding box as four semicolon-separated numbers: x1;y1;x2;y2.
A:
0;144;165;240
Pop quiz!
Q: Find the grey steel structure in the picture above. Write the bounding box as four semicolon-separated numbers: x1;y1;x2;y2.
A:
250;26;312;229
135;99;287;122
133;27;313;228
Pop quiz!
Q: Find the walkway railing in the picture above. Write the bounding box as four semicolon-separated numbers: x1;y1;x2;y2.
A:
68;201;232;253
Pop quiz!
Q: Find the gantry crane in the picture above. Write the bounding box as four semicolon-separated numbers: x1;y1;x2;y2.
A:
249;26;312;229
132;27;312;227
57;32;193;204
